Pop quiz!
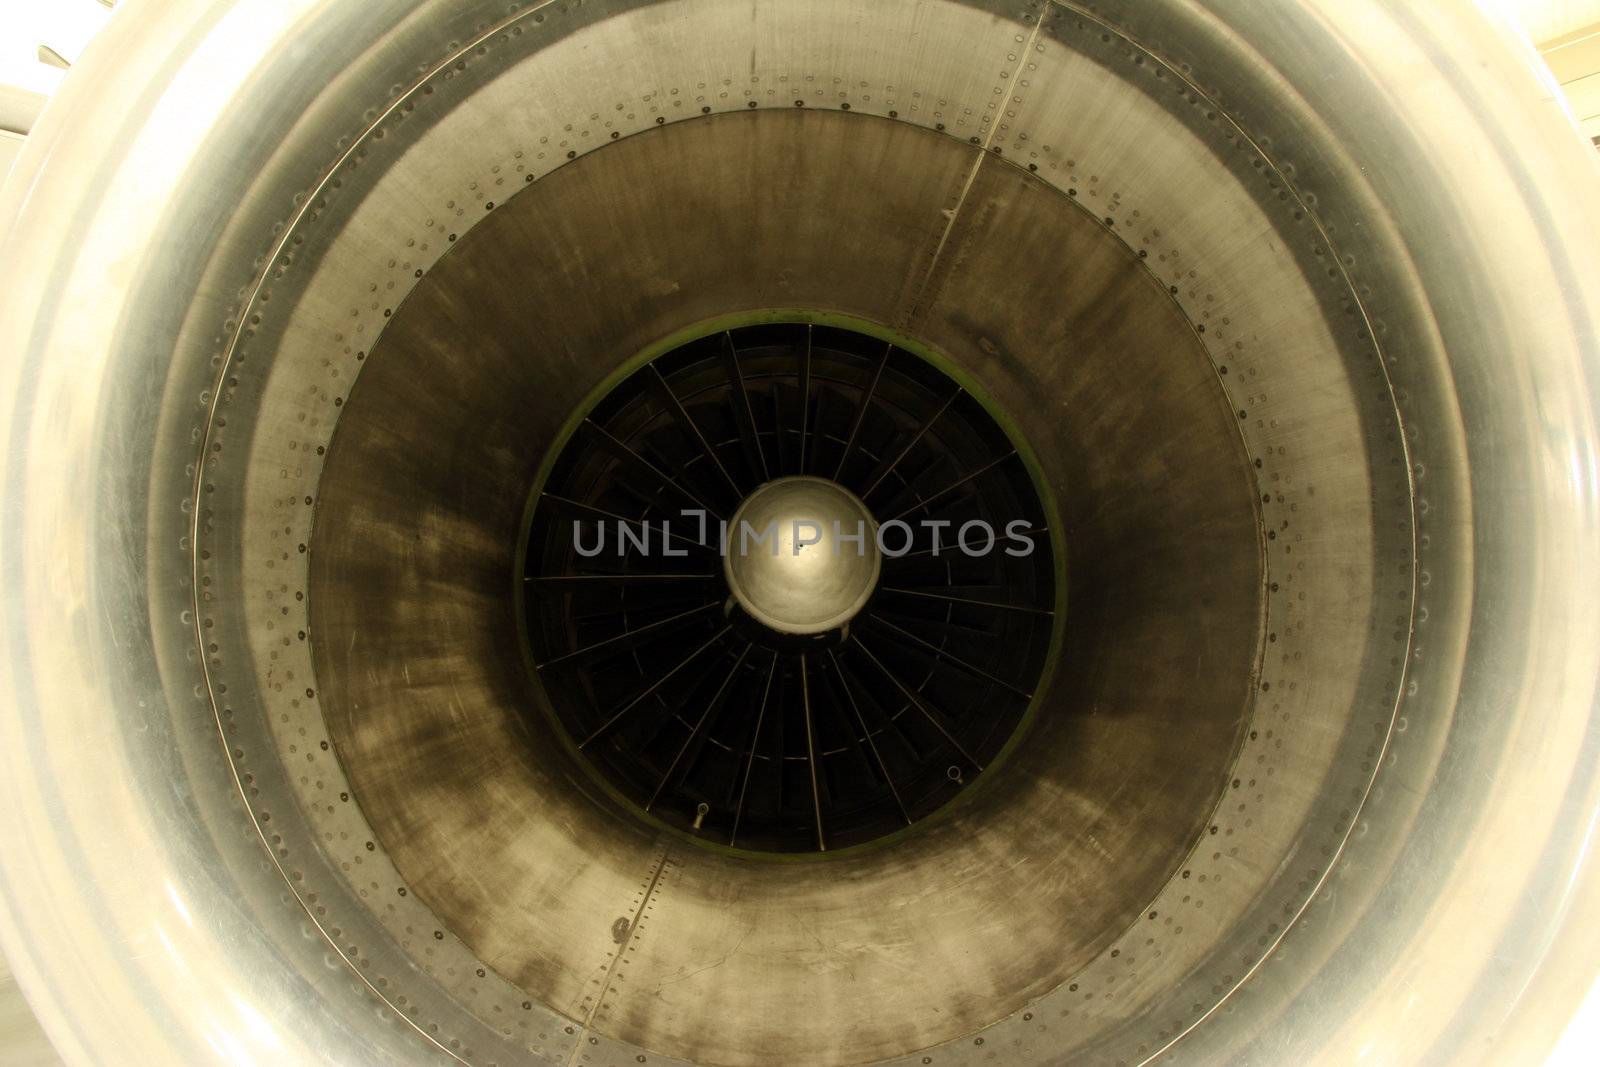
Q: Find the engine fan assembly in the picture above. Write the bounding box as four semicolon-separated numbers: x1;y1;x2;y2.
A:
3;1;1600;1065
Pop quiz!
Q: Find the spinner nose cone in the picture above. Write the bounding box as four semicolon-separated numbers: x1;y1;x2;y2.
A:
723;476;881;635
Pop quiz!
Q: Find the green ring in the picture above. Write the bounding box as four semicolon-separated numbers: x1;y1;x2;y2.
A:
512;309;1068;863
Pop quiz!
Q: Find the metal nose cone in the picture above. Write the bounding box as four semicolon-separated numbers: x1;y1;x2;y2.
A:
723;476;881;635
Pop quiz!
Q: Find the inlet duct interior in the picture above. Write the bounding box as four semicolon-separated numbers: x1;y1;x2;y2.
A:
2;1;1600;1065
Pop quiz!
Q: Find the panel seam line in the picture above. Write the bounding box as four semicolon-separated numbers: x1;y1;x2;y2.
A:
565;847;673;1065
908;11;1044;316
